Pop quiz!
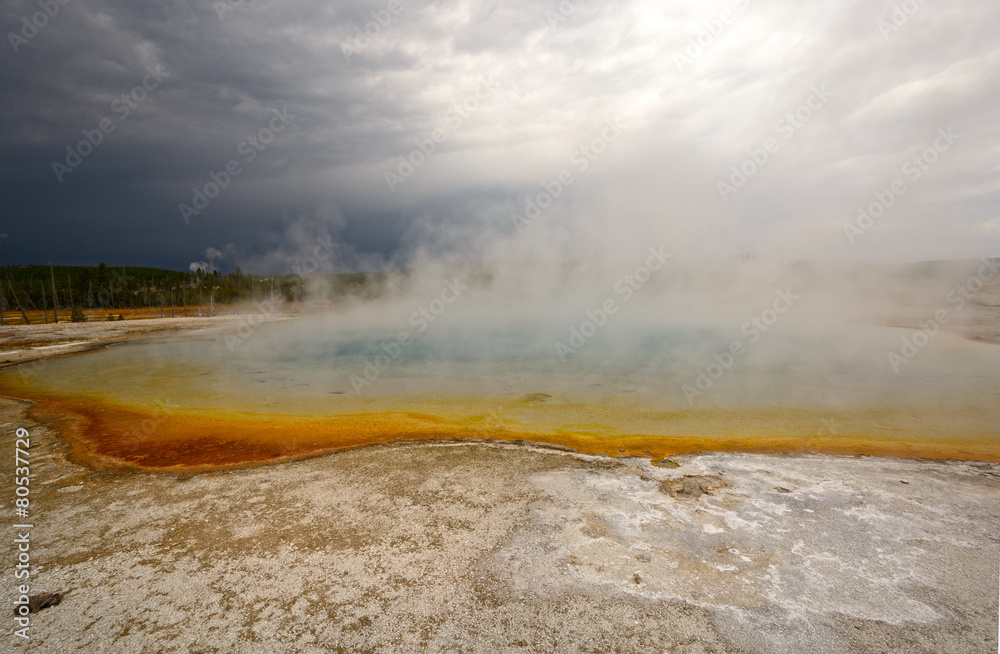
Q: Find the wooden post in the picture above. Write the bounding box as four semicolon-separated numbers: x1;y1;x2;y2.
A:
66;273;75;321
6;278;30;325
49;260;58;323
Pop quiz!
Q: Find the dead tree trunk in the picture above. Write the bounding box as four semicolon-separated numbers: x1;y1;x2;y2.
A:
6;278;31;325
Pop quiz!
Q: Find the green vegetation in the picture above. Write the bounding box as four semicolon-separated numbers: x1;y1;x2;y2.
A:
0;263;396;321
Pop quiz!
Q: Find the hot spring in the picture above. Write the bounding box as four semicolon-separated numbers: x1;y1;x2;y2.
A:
2;288;998;470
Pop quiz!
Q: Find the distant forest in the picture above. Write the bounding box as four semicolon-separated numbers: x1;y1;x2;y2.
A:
0;264;393;322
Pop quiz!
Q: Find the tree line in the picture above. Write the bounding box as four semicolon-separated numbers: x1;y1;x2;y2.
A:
0;264;394;323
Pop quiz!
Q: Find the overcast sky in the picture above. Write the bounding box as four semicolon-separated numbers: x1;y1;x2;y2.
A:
1;0;998;273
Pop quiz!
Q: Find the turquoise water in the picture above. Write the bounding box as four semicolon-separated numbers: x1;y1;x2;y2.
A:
10;314;1000;413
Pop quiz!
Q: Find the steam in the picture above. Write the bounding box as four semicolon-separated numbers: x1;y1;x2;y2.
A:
195;199;1000;415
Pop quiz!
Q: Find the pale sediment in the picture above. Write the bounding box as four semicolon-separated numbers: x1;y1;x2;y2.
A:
2;397;997;653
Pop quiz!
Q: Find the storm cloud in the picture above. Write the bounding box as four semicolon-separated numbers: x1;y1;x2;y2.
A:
1;0;998;271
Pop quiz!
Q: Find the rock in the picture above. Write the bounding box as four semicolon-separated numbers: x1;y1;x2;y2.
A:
14;593;62;615
661;475;725;499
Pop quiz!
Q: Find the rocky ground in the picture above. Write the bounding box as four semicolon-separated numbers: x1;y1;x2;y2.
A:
0;315;998;652
0;316;263;369
1;395;997;653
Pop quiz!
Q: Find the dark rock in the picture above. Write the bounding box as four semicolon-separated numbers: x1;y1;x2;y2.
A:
661;475;725;499
14;593;62;615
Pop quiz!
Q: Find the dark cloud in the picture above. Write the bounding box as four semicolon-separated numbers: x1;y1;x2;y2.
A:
1;0;998;271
